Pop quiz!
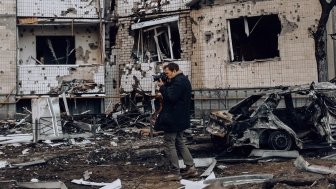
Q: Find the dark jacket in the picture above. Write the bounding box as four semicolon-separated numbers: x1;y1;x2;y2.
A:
155;72;192;132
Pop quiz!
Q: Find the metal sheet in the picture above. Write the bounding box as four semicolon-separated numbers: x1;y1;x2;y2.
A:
131;16;179;30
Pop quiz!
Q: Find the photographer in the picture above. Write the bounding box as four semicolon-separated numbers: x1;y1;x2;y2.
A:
155;62;197;181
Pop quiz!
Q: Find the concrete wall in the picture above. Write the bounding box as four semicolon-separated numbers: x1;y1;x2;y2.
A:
17;0;104;18
190;0;320;89
16;1;106;113
18;25;101;66
0;1;17;118
17;65;104;95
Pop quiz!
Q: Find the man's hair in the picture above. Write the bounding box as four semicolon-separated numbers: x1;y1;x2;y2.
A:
163;62;179;72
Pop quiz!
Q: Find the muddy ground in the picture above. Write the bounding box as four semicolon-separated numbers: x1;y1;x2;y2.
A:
0;133;336;189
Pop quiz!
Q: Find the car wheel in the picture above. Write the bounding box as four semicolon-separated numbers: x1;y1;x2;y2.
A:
268;130;293;150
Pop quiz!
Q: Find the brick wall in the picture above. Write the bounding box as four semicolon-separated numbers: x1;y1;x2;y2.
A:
190;0;320;89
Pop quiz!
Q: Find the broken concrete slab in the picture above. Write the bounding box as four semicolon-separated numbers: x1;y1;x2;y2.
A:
71;178;121;189
321;153;336;160
11;159;46;168
203;174;274;186
99;179;122;189
264;175;325;188
249;149;299;158
294;155;336;175
0;134;32;144
180;172;215;189
17;181;67;189
200;158;217;177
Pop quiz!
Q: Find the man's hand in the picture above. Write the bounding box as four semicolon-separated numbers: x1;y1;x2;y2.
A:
157;79;164;87
155;92;162;98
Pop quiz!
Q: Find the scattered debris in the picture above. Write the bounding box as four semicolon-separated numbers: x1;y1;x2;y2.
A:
203;174;274;186
294;155;336;175
11;159;46;168
200;158;217;177
321;152;336;160
83;170;92;180
249;149;299;159
17;181;68;189
0;134;33;144
0;160;9;168
180;172;216;189
71;178;121;189
207;82;336;151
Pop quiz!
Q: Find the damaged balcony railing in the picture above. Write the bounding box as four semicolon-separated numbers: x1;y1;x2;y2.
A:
33;117;63;142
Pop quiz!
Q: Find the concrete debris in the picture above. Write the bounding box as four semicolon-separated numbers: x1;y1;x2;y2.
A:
0;160;9;168
321;152;336;160
111;141;118;147
249;149;299;158
22;148;30;155
17;181;68;189
11;159;46;168
71;178;121;189
203;174;274;186
0;134;33;144
83;170;92;180
50;79;100;94
216;165;227;170
200;158;217;177
294;155;336;175
180;172;216;189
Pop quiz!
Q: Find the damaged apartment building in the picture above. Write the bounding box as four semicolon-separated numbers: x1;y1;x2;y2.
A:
112;0;336;117
1;0;105;117
0;0;335;120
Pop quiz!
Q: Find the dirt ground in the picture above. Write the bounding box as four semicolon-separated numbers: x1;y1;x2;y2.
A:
0;133;336;189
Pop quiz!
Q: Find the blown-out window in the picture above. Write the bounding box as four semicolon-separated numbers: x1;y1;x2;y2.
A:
228;15;281;62
131;16;181;63
36;36;76;65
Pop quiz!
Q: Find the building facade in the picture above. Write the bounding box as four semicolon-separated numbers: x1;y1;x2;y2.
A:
0;0;334;119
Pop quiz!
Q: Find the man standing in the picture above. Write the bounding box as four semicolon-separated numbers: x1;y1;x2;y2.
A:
156;62;198;181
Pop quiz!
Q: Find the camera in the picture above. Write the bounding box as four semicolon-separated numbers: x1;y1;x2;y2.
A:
152;72;168;82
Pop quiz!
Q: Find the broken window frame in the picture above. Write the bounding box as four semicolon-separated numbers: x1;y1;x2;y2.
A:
227;14;281;62
131;16;181;63
36;36;76;65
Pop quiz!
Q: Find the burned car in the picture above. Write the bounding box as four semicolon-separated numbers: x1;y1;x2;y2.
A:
207;82;336;150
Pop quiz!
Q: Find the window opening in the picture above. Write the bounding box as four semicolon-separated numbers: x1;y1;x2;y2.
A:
133;21;181;63
36;36;76;65
228;14;281;62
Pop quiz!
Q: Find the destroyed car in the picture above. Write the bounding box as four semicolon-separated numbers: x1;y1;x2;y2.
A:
207;82;336;150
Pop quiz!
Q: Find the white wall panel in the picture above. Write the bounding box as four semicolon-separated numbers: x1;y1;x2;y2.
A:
17;0;104;18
